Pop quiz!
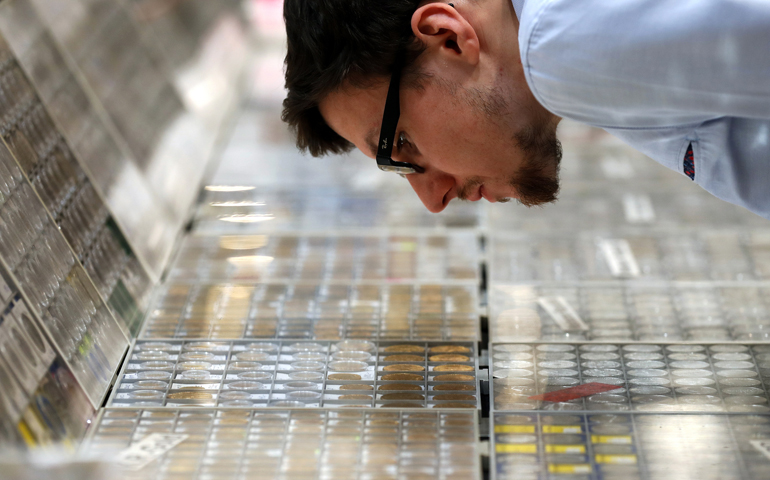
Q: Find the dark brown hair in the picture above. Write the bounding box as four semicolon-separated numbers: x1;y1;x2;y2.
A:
281;0;425;156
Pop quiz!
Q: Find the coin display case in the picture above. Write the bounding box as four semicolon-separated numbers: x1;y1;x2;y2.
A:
87;408;481;480
489;283;770;342
109;340;481;410
489;230;770;282
491;343;770;413
140;282;480;341
170;233;481;283
491;412;770;480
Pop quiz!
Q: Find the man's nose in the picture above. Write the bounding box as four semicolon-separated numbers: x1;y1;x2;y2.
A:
406;170;456;213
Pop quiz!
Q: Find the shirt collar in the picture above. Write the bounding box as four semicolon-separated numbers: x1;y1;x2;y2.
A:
512;0;525;19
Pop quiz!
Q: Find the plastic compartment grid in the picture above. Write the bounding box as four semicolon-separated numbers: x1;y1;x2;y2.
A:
491;412;770;480
87;408;481;480
109;340;480;409
489;230;770;282
491;343;770;413
169;233;481;283
140;282;480;341
489;283;770;342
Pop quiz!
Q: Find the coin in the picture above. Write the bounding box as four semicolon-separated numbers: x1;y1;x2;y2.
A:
429;354;470;362
383;345;425;353
434;364;474;372
381;402;424;408
384;354;424;362
340;384;373;391
384;364;425;372
433;374;474;382
433;393;475;401
339;394;373;400
381;393;424;400
382;373;424;381
433;384;475;391
378;384;423;391
430;346;471;354
328;373;362;380
167;391;213;400
432;402;475;408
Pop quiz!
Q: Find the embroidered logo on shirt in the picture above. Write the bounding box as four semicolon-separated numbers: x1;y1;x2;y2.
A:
683;143;695;180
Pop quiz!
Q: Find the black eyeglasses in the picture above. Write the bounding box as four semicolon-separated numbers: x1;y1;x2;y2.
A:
376;59;425;175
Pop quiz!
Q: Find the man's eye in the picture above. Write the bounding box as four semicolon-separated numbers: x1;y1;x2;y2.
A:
397;132;410;150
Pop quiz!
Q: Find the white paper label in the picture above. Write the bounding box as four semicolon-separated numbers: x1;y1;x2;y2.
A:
537;296;588;332
116;433;188;470
622;194;656;223
0;276;11;302
599;239;641;278
600;157;634;179
751;440;770;461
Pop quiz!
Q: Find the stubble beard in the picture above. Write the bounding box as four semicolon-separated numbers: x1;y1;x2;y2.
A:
463;82;563;207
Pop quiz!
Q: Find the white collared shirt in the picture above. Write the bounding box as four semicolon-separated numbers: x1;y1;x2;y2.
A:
517;0;770;220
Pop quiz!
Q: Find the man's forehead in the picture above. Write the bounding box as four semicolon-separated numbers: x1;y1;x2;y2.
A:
319;83;388;159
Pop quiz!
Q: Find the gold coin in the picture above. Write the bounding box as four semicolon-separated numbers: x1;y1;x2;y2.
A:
381;393;424;401
384;364;424;372
382;373;424;381
384;354;424;362
340;384;374;391
339;394;373;400
378;383;423;391
433;393;475;401
328;373;362;381
432;402;475;409
430;345;471;354
433;364;474;372
381;402;424;408
433;374;474;382
167;391;213;400
433;384;475;391
383;345;425;353
429;354;470;362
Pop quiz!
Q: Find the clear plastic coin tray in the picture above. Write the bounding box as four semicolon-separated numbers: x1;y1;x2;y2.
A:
87;408;481;480
169;233;480;283
491;343;770;413
489;230;770;282
492;412;770;480
195;189;483;233
485;183;768;234
109;340;480;409
141;282;480;341
489;284;770;342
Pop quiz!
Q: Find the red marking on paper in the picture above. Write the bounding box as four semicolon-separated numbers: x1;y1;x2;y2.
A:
528;383;621;402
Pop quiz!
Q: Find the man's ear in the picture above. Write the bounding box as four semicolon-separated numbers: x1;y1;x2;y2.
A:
411;3;480;67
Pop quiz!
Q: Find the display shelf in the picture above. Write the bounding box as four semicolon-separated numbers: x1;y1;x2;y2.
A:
0;0;183;275
489;230;770;282
170;233;481;283
489;283;770;342
86;408;481;480
491;412;770;480
140;281;480;341
490;343;770;413
109;340;480;410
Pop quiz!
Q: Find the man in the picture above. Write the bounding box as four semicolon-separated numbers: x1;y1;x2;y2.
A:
281;0;770;219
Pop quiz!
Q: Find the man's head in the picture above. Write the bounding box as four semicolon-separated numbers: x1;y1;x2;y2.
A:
282;0;562;212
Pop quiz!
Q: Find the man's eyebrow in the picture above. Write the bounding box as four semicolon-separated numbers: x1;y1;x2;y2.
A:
365;127;379;157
